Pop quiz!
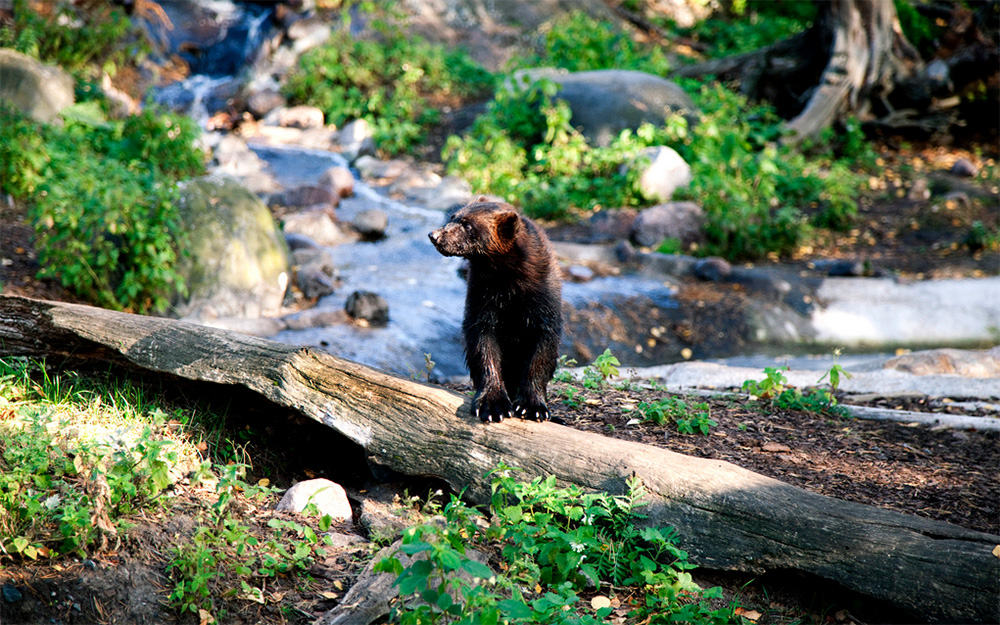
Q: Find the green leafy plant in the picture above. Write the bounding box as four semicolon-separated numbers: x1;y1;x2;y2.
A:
581;349;620;389
0;103;204;313
743;363;850;417
376;464;737;624
631;396;718;435
284;6;493;154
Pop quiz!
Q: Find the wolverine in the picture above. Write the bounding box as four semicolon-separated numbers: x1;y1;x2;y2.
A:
429;197;563;423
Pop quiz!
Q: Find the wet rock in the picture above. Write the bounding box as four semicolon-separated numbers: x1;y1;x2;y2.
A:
340;119;376;162
286;16;332;53
693;257;732;282
627;146;691;202
821;259;865;277
318;166;355;198
353;209;389;240
615;240;639;263
345;291;389;326
511;68;697;147
277;478;353;524
950;158;978;177
213;134;266;176
404;176;473;210
2;584;22;603
924;58;950;90
878;348;1000;378
174;176;291;319
268;185;336;210
0;49;74;122
262;104;325;129
630;201;705;248
353;155;409;180
293;248;338;299
390;169;442;195
246;88;286;119
282;210;354;247
567;265;595;282
284;232;321;251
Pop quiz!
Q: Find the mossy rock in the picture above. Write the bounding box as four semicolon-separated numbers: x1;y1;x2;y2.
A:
174;175;291;319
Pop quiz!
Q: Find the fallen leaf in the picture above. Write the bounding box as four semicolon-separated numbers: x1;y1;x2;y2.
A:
591;595;612;610
992;545;1000;558
199;609;216;625
320;591;339;600
735;607;762;621
761;442;791;453
258;478;270;488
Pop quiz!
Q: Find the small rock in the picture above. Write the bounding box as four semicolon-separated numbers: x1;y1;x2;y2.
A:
950;158;978;178
282;211;353;247
390;169;443;196
268;185;336;210
82;559;97;571
286;16;332;53
263;105;325;129
277;478;353;523
615;240;639;263
345;291;389;326
404;176;473;211
2;584;22;603
567;265;595;282
761;442;791;453
213;134;266;177
924;58;950;90
353;156;409;180
627;146;692;202
340;119;376;162
353;209;388;240
588;209;637;242
941;191;970;209
693;257;732;281
826;259;865;277
293;248;338;299
246;89;286;119
284;232;321;251
630;201;705;248
318;166;355;198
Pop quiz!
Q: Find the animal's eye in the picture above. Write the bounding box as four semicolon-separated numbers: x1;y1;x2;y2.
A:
462;222;474;234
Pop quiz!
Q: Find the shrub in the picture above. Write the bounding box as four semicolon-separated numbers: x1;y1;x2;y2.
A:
284;14;493;154
0;104;205;313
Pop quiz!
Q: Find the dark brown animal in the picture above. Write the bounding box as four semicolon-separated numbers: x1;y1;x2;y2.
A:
429;197;562;422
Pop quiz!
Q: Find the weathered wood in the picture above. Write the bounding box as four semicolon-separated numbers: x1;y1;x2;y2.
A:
0;296;996;624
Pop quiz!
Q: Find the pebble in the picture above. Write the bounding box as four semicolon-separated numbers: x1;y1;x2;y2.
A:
950;158;978;178
2;584;22;603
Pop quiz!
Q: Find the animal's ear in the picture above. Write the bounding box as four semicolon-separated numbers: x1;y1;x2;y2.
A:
475;195;488;203
495;210;520;240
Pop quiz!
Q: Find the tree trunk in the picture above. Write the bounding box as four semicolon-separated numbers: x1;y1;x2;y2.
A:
0;295;996;624
785;0;920;140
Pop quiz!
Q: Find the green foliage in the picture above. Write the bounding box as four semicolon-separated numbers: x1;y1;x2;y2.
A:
0;103;204;313
581;349;621;389
514;11;671;75
893;0;947;59
0;0;148;74
742;363;850;417
0;358;178;561
677;0;814;59
167;464;329;615
965;220;1000;252
376;465;737;624
631;396;717;435
284;9;493;154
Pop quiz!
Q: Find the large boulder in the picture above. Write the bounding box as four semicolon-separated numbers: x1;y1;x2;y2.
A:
0;49;74;122
173;175;291;319
513;69;697;147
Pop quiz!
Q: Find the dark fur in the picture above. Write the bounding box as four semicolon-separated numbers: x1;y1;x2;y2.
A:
429;198;562;422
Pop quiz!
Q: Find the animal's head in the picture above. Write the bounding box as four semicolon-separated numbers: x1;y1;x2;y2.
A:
428;196;521;258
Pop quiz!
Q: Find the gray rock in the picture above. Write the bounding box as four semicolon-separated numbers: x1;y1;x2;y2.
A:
628;146;692;202
340;119;376;161
513;69;697;147
173;175;291;319
693;257;732;282
213;134;266;177
286;16;332;53
246;88;286;119
821;259;865;277
924;58;950;90
0;49;74;122
630;202;705;248
345;291;389;326
282;210;354;246
262;104;325;129
353;209;389;240
293;248;338;299
567;265;595;282
284;232;321;251
588;209;637;242
353;156;409;180
615;240;639;263
198;316;288;337
268;185;336;210
950;158;978;178
277;478;353;523
318;165;355;198
404;176;473;210
907;177;930;201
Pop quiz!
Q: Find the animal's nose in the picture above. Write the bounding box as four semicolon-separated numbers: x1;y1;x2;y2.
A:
428;230;440;244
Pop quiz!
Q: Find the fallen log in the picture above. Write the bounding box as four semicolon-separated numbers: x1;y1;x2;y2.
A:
0;296;995;624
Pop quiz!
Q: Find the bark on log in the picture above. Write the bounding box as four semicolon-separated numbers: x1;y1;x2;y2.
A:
0;296;996;624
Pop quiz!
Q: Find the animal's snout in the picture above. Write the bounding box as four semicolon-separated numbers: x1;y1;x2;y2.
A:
428;229;441;245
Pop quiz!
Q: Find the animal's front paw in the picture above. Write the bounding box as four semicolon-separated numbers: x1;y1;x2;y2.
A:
514;399;550;422
474;395;513;423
